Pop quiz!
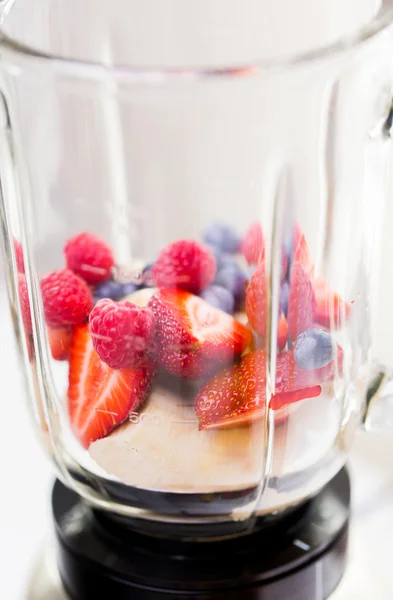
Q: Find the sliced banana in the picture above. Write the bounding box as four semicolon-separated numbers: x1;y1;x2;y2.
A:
123;287;158;307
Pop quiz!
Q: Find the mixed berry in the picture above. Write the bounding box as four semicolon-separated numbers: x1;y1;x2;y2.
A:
16;221;352;449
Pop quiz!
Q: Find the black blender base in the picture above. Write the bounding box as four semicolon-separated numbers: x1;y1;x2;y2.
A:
53;468;350;600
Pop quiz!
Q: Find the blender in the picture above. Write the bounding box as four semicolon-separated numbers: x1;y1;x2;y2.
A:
1;1;393;598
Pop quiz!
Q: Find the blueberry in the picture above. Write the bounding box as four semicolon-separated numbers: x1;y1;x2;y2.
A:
94;280;125;301
142;263;154;287
214;264;247;300
200;285;235;314
280;280;290;317
294;328;334;370
203;222;241;254
94;280;138;302
206;244;234;271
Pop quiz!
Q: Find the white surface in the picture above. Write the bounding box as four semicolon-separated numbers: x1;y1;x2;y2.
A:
0;281;393;599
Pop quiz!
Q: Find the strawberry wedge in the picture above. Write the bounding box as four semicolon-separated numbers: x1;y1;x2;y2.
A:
313;277;352;328
68;325;155;448
149;289;252;379
195;347;342;430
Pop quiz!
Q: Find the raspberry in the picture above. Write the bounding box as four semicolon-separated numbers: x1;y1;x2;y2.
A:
14;239;25;273
18;274;32;334
152;240;216;293
64;232;114;285
41;269;93;328
242;222;263;265
89;299;156;369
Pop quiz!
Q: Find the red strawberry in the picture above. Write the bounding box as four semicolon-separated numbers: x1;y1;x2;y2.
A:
68;325;155;448
152;240;216;293
195;351;266;429
242;222;264;265
14;239;25;274
149;289;251;379
245;248;267;336
195;348;342;430
18;274;32;334
295;234;314;277
48;327;72;361
313;277;351;328
268;348;342;410
287;263;316;339
278;314;289;350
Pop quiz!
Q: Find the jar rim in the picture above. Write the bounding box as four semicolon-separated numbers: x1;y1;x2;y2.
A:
0;7;393;80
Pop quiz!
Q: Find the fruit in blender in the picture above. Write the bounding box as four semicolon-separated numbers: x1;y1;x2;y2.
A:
48;327;72;361
202;221;241;254
312;277;351;327
41;269;93;328
195;347;342;430
18;273;32;334
64;232;114;284
89;299;155;369
68;325;155;448
287;263;316;339
152;239;216;293
294;328;334;370
241;221;263;265
149;288;252;379
246;251;267;336
200;284;235;314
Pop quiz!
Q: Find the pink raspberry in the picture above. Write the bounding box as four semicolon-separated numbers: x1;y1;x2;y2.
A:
18;274;32;334
152;240;216;293
14;239;25;274
41;269;93;328
89;299;156;369
64;232;114;285
242;222;264;265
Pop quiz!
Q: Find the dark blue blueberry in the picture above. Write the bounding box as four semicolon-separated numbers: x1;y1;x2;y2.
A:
142;263;154;287
294;328;334;370
94;280;138;302
121;282;139;296
200;285;235;314
214;263;247;300
203;222;241;254
280;280;290;317
94;280;125;301
206;244;234;271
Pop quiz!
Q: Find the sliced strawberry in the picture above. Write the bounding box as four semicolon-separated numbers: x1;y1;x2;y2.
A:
270;345;343;410
313;277;351;328
242;222;264;265
293;232;314;278
48;327;72;361
149;289;251;379
68;325;155;448
195;348;342;430
195;351;266;430
245;248;267;336
287;263;316;339
278;313;289;350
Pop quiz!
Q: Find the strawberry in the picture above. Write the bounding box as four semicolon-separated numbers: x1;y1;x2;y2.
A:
293;231;314;278
195;348;342;430
242;222;264;265
48;327;72;361
278;313;289;350
313;277;351;328
287;263;316;339
245;248;267;336
149;289;251;379
68;325;155;448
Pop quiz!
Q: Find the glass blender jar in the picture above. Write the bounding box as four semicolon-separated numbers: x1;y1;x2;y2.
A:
1;1;393;598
